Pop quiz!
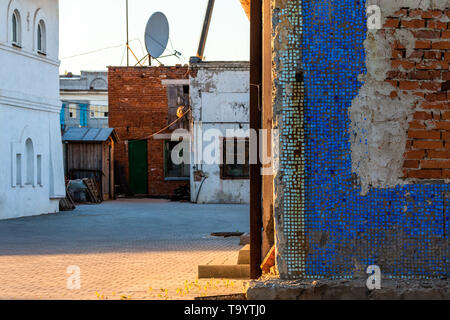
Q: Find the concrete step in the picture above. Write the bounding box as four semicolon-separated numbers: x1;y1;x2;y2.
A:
237;244;250;265
198;264;250;279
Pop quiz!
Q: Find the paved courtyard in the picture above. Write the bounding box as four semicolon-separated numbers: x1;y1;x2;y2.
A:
0;199;249;300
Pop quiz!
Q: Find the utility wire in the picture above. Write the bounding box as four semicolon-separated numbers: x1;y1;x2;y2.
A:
128;108;191;143
61;39;141;60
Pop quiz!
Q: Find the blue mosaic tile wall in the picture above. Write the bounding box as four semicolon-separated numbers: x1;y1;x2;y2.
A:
280;0;449;279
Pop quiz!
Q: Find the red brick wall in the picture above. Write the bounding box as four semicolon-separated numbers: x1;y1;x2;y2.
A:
108;66;189;197
383;9;450;179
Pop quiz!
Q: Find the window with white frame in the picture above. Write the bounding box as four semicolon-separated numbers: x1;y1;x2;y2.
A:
12;10;21;46
37;19;46;54
90;105;108;119
68;104;77;119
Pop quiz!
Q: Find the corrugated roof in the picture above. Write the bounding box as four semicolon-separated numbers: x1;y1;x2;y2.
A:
62;127;118;142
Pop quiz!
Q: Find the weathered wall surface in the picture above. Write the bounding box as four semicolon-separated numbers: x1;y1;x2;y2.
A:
108;66;189;197
351;0;450;194
270;0;449;280
0;0;65;220
189;62;250;204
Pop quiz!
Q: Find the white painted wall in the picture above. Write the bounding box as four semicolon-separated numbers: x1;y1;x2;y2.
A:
189;62;250;204
0;0;65;219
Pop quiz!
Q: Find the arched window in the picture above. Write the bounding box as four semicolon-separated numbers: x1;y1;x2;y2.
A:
37;19;46;54
25;138;34;185
12;10;21;46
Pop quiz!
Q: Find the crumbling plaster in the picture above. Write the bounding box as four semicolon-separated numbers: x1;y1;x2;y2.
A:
189;62;251;204
350;0;450;195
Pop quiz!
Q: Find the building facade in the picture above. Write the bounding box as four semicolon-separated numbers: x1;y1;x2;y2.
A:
108;66;190;198
0;0;65;220
60;71;108;132
190;61;250;204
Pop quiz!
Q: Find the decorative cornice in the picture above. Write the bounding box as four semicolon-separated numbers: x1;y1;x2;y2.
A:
0;89;61;114
0;42;60;67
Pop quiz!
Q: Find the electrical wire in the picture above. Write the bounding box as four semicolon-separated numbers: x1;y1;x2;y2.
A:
129;108;192;143
61;39;141;60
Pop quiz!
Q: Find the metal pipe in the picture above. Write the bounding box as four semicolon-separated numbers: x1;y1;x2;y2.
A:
196;0;215;60
250;0;263;279
126;0;129;66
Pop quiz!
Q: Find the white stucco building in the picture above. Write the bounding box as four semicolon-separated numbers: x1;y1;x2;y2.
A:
189;62;250;204
0;0;65;219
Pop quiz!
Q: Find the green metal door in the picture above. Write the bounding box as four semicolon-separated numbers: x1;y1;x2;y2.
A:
128;140;148;195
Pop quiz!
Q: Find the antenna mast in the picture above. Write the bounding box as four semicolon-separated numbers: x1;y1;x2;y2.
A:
126;0;129;66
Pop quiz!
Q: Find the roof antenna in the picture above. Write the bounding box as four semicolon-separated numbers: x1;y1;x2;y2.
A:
190;0;215;64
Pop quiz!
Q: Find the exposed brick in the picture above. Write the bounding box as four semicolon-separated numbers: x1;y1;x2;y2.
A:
405;150;426;159
408;170;442;179
399;81;419;90
392;9;408;17
408;130;440;139
421;10;443;19
425;92;447;102
431;41;450;49
427;20;447;29
442;30;450;39
415;40;432;49
423;51;442;59
414;30;441;39
413;112;432;120
444;132;450;140
441;111;450;120
384;18;400;28
403;160;420;168
392;49;404;59
393;41;406;49
408;121;426;129
421;160;450;169
421;102;449;110
413;140;443;149
420;82;442;91
428;150;450;158
386;70;407;79
401;19;425;28
408;9;423;17
409;70;440;80
108;66;190;197
444;52;450;61
435;121;450;130
408;50;424;59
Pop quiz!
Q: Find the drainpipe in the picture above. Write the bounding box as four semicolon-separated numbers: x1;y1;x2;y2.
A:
250;0;262;280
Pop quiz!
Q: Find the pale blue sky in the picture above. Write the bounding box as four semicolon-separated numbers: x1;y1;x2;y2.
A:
59;0;250;74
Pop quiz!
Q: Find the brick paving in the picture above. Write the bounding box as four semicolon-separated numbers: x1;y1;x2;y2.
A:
0;200;249;300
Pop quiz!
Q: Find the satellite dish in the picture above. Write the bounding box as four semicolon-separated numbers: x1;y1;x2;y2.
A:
145;12;169;58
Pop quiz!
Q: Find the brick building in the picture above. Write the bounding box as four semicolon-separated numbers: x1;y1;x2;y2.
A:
108;66;190;198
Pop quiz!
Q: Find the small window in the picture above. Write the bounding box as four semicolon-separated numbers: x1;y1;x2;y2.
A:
220;138;250;179
12;10;21;46
37;155;42;186
90;105;108;119
37;20;46;54
25;138;34;185
164;141;190;179
16;154;22;186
